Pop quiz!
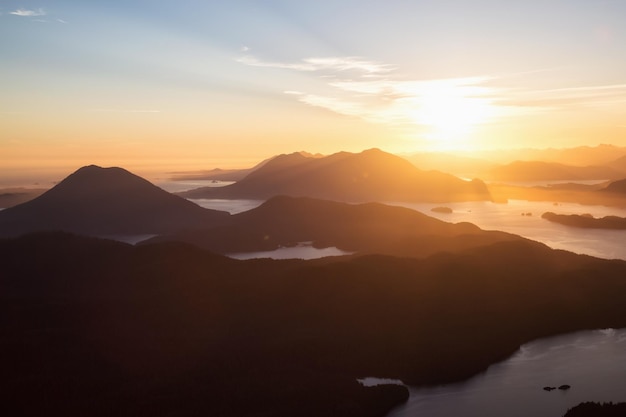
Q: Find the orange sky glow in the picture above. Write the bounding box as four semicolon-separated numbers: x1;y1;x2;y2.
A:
2;1;626;185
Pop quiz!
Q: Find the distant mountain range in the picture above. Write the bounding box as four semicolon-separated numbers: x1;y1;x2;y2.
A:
0;165;229;237
484;160;625;182
178;148;492;202
178;145;626;184
472;144;626;167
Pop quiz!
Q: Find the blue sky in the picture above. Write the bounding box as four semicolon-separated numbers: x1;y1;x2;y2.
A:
2;0;626;177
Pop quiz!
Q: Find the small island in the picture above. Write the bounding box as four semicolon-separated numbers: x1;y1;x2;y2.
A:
431;206;453;214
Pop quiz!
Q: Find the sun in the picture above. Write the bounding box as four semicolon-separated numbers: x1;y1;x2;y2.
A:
408;79;496;151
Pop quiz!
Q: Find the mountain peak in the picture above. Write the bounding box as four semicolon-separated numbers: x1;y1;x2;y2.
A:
0;165;229;237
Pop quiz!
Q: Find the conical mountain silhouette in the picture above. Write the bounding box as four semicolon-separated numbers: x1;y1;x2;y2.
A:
179;149;492;202
0;165;229;237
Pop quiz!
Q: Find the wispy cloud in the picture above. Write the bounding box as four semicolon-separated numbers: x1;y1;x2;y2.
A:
240;53;626;140
501;83;626;110
237;55;393;76
238;53;510;135
10;8;46;17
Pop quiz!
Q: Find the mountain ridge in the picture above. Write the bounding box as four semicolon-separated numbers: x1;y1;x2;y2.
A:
145;195;522;257
179;148;492;202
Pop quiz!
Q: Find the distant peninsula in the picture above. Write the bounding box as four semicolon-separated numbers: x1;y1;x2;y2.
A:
542;212;626;230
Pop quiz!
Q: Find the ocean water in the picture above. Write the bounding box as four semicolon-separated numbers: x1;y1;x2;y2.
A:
392;200;626;261
387;328;626;417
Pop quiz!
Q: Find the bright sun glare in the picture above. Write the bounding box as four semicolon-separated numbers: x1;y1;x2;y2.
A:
408;79;496;151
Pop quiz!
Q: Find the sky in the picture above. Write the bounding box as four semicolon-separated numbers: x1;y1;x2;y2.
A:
2;0;626;182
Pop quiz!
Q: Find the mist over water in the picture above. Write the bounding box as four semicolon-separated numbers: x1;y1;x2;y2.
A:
156;180;235;193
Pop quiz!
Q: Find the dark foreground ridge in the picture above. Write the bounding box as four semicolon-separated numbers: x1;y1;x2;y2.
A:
0;165;229;237
3;232;626;416
563;402;626;417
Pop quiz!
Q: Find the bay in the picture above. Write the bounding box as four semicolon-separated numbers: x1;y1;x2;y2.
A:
387;328;626;417
393;200;626;261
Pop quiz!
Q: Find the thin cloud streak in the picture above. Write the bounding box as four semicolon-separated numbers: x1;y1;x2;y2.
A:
502;84;626;109
237;55;393;75
10;8;46;17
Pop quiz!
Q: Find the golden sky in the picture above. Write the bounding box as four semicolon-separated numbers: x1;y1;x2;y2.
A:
2;1;626;182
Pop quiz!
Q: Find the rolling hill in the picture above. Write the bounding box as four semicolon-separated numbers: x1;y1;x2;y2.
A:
146;195;522;257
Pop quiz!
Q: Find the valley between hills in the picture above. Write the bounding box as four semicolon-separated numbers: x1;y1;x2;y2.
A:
1;148;626;416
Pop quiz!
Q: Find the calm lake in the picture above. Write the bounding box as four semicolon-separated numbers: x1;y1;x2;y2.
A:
386;328;626;417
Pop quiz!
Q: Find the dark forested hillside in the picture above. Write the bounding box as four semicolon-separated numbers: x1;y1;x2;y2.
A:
146;195;520;256
3;232;626;416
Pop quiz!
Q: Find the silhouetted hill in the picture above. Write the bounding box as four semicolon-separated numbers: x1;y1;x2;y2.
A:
602;178;626;194
146;195;520;256
542;212;626;230
486;160;622;182
404;151;496;178
178;149;492;202
563;402;626;417
3;232;626;416
474;144;626;166
0;165;229;237
606;155;626;173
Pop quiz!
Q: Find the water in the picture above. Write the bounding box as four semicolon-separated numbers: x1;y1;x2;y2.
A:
392;200;626;261
191;198;263;214
229;242;351;260
101;234;158;245
156;180;235;193
387;328;626;417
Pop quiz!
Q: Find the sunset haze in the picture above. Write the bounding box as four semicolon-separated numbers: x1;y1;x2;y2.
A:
2;0;626;182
